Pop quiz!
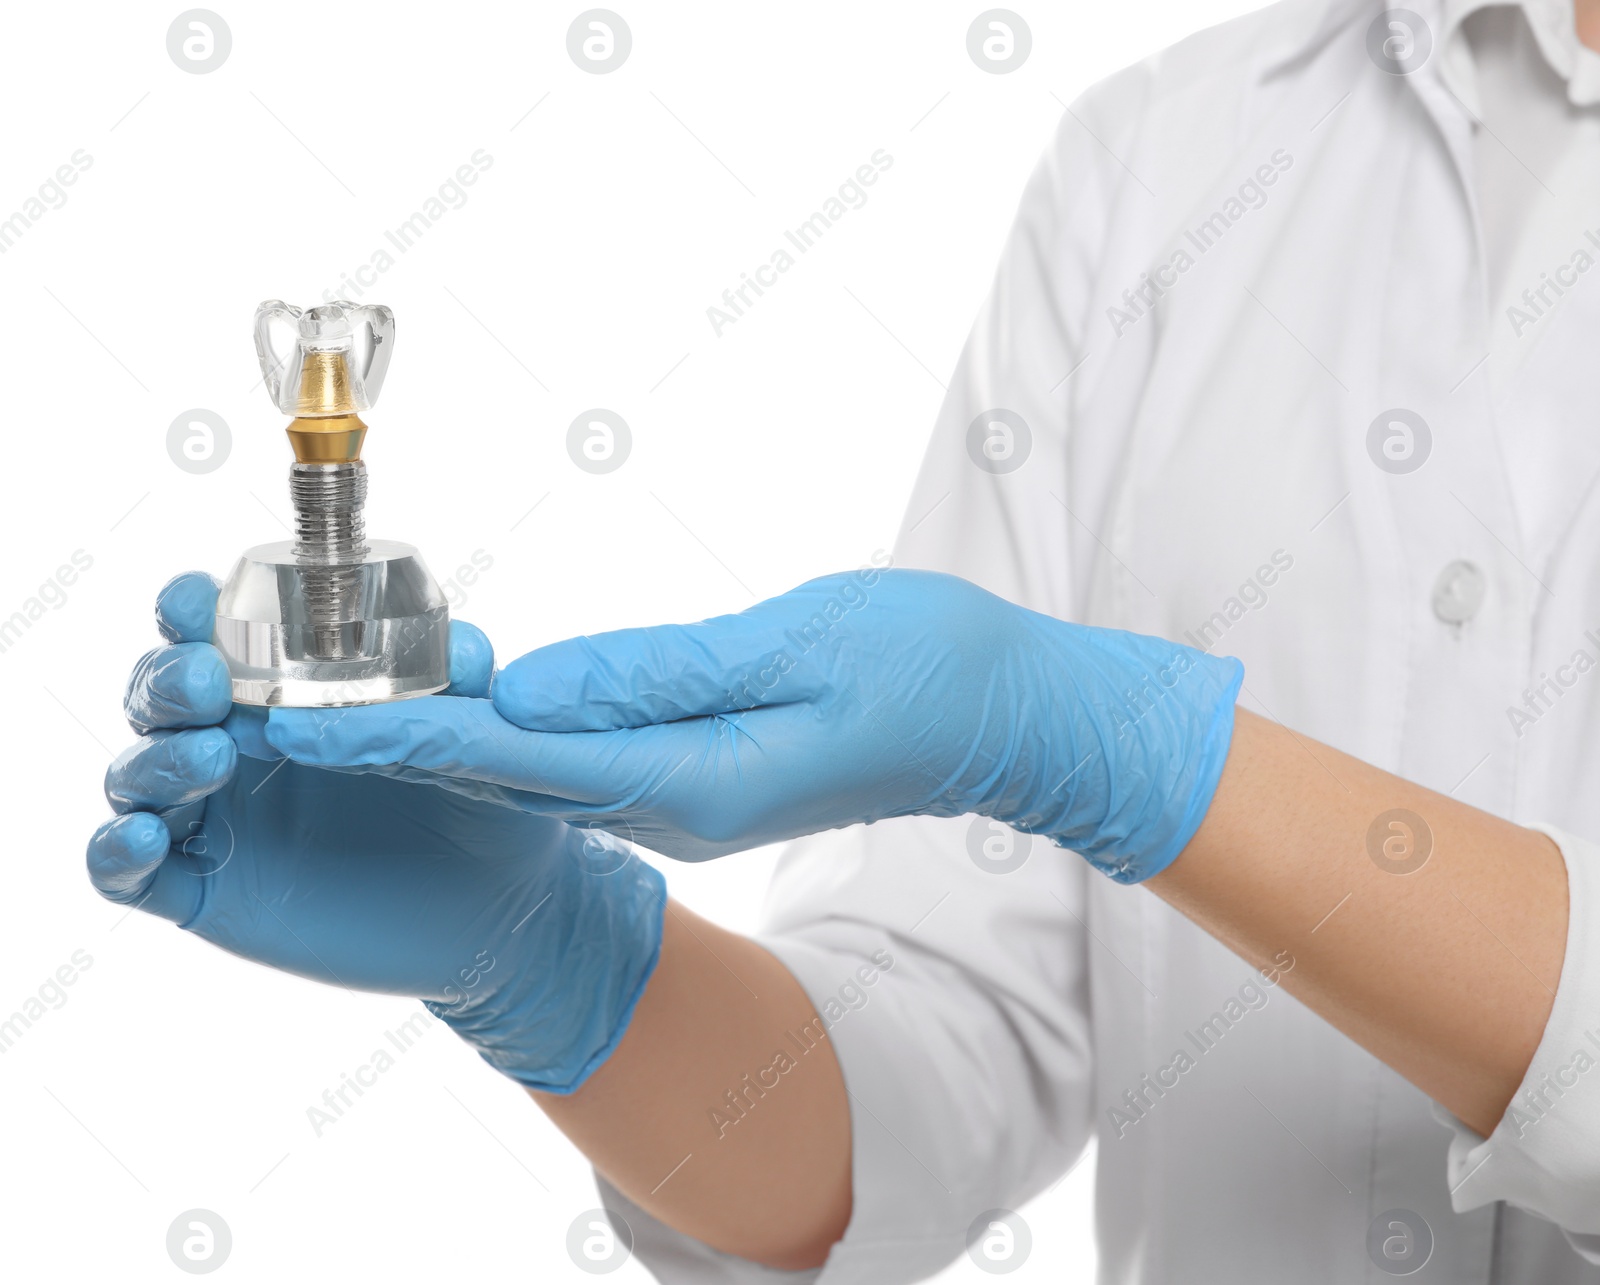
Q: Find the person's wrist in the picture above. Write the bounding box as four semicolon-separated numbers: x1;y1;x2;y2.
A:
432;824;667;1094
982;615;1244;884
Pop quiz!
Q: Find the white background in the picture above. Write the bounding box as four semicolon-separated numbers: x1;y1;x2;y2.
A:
0;1;1265;1278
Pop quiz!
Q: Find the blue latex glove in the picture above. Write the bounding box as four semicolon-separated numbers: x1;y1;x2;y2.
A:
87;572;666;1093
264;568;1243;883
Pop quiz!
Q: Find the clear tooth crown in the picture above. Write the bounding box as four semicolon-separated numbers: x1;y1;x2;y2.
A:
254;299;395;416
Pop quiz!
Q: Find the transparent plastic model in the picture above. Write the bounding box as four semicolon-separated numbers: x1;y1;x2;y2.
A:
213;300;450;707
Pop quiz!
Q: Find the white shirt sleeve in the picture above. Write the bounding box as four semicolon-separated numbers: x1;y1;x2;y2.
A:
599;1177;824;1284
1436;824;1600;1262
598;82;1125;1282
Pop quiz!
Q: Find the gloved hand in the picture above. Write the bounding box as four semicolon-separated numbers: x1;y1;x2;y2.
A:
263;567;1244;883
87;572;666;1093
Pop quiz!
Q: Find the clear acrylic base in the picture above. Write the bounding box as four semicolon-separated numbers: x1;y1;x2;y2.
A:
213;538;450;708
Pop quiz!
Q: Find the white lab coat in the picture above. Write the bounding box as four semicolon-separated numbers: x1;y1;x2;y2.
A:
604;0;1600;1278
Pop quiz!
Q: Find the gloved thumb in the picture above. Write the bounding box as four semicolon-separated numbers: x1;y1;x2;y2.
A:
445;620;495;698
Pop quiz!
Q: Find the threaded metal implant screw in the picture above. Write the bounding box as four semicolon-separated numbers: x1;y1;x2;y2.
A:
290;461;370;659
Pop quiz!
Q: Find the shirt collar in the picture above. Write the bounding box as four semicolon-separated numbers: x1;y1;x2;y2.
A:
1438;0;1600;108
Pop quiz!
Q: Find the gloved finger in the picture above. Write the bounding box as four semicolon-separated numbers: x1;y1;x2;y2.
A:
309;756;554;811
491;580;854;732
86;812;204;923
264;693;689;806
207;621;490;753
105;727;237;813
223;704;278;760
124;642;233;734
446;620;494;698
156;571;220;644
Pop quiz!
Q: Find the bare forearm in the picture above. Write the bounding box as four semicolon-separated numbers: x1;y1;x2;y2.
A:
532;899;851;1270
1150;708;1567;1135
527;705;1566;1264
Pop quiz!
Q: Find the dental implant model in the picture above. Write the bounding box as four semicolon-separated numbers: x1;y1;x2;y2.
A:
212;300;451;707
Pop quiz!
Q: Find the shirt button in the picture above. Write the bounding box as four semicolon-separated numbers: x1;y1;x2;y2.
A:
1432;560;1486;625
